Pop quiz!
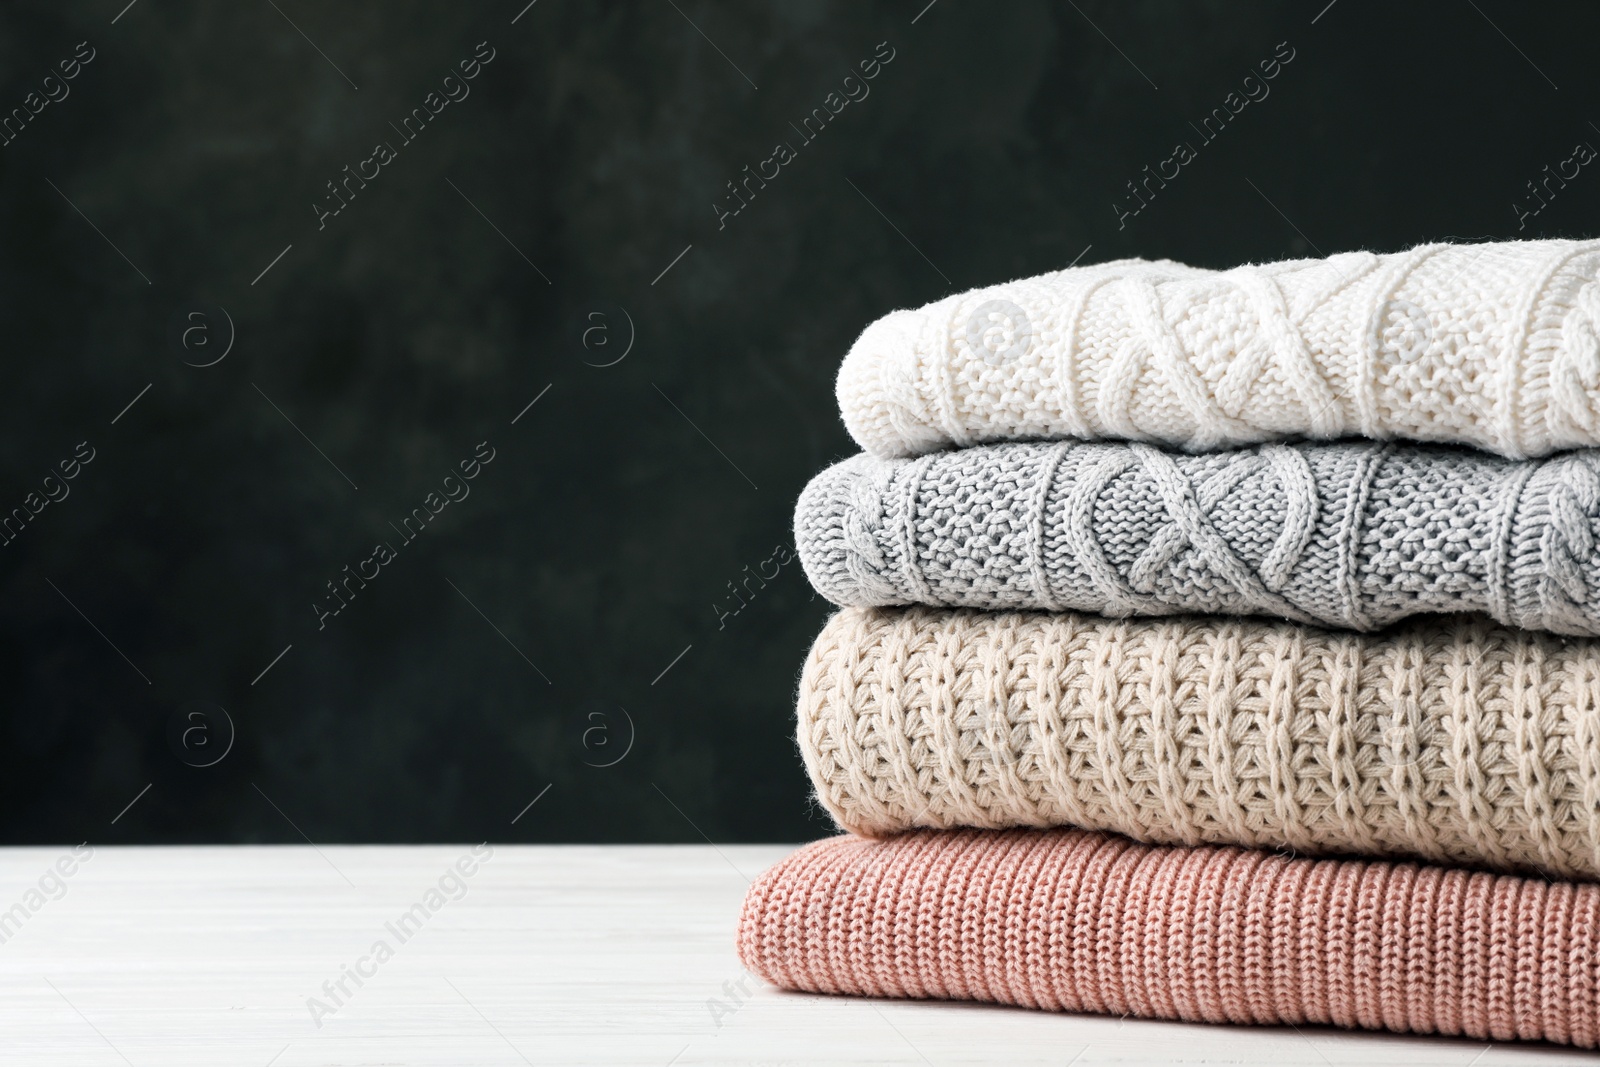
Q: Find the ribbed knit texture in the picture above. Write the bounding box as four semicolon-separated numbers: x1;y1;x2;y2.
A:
797;440;1600;635
800;607;1600;880
838;239;1600;461
737;829;1600;1047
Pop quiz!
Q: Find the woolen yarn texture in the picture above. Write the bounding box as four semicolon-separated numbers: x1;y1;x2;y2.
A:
838;239;1600;460
799;606;1600;880
796;439;1600;635
736;828;1600;1047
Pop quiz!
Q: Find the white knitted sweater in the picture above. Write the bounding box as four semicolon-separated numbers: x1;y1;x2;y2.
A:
838;240;1600;460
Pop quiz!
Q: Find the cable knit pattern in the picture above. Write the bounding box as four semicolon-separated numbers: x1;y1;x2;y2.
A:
797;440;1600;635
838;239;1600;460
799;607;1600;880
737;829;1600;1048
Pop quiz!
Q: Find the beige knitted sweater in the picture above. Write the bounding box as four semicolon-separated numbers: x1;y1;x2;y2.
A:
799;607;1600;880
838;240;1600;460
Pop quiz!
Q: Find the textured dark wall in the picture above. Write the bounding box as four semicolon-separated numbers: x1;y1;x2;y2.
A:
0;1;1593;843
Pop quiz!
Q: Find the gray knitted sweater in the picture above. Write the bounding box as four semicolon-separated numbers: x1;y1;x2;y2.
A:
795;440;1600;635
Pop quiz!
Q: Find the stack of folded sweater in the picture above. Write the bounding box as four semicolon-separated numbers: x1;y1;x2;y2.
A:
738;240;1600;1048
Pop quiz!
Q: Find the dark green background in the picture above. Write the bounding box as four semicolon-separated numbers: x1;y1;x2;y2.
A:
0;1;1592;843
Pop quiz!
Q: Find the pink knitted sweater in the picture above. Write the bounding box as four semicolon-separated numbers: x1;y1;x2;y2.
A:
737;829;1600;1047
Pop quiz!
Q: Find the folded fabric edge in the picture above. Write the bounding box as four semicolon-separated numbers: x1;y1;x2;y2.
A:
735;828;1600;1048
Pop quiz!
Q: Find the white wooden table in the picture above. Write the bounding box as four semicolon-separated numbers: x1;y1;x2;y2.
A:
0;845;1586;1065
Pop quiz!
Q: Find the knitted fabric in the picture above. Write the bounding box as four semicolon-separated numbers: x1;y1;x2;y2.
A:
737;829;1600;1048
799;607;1600;880
838;239;1600;461
796;439;1600;635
